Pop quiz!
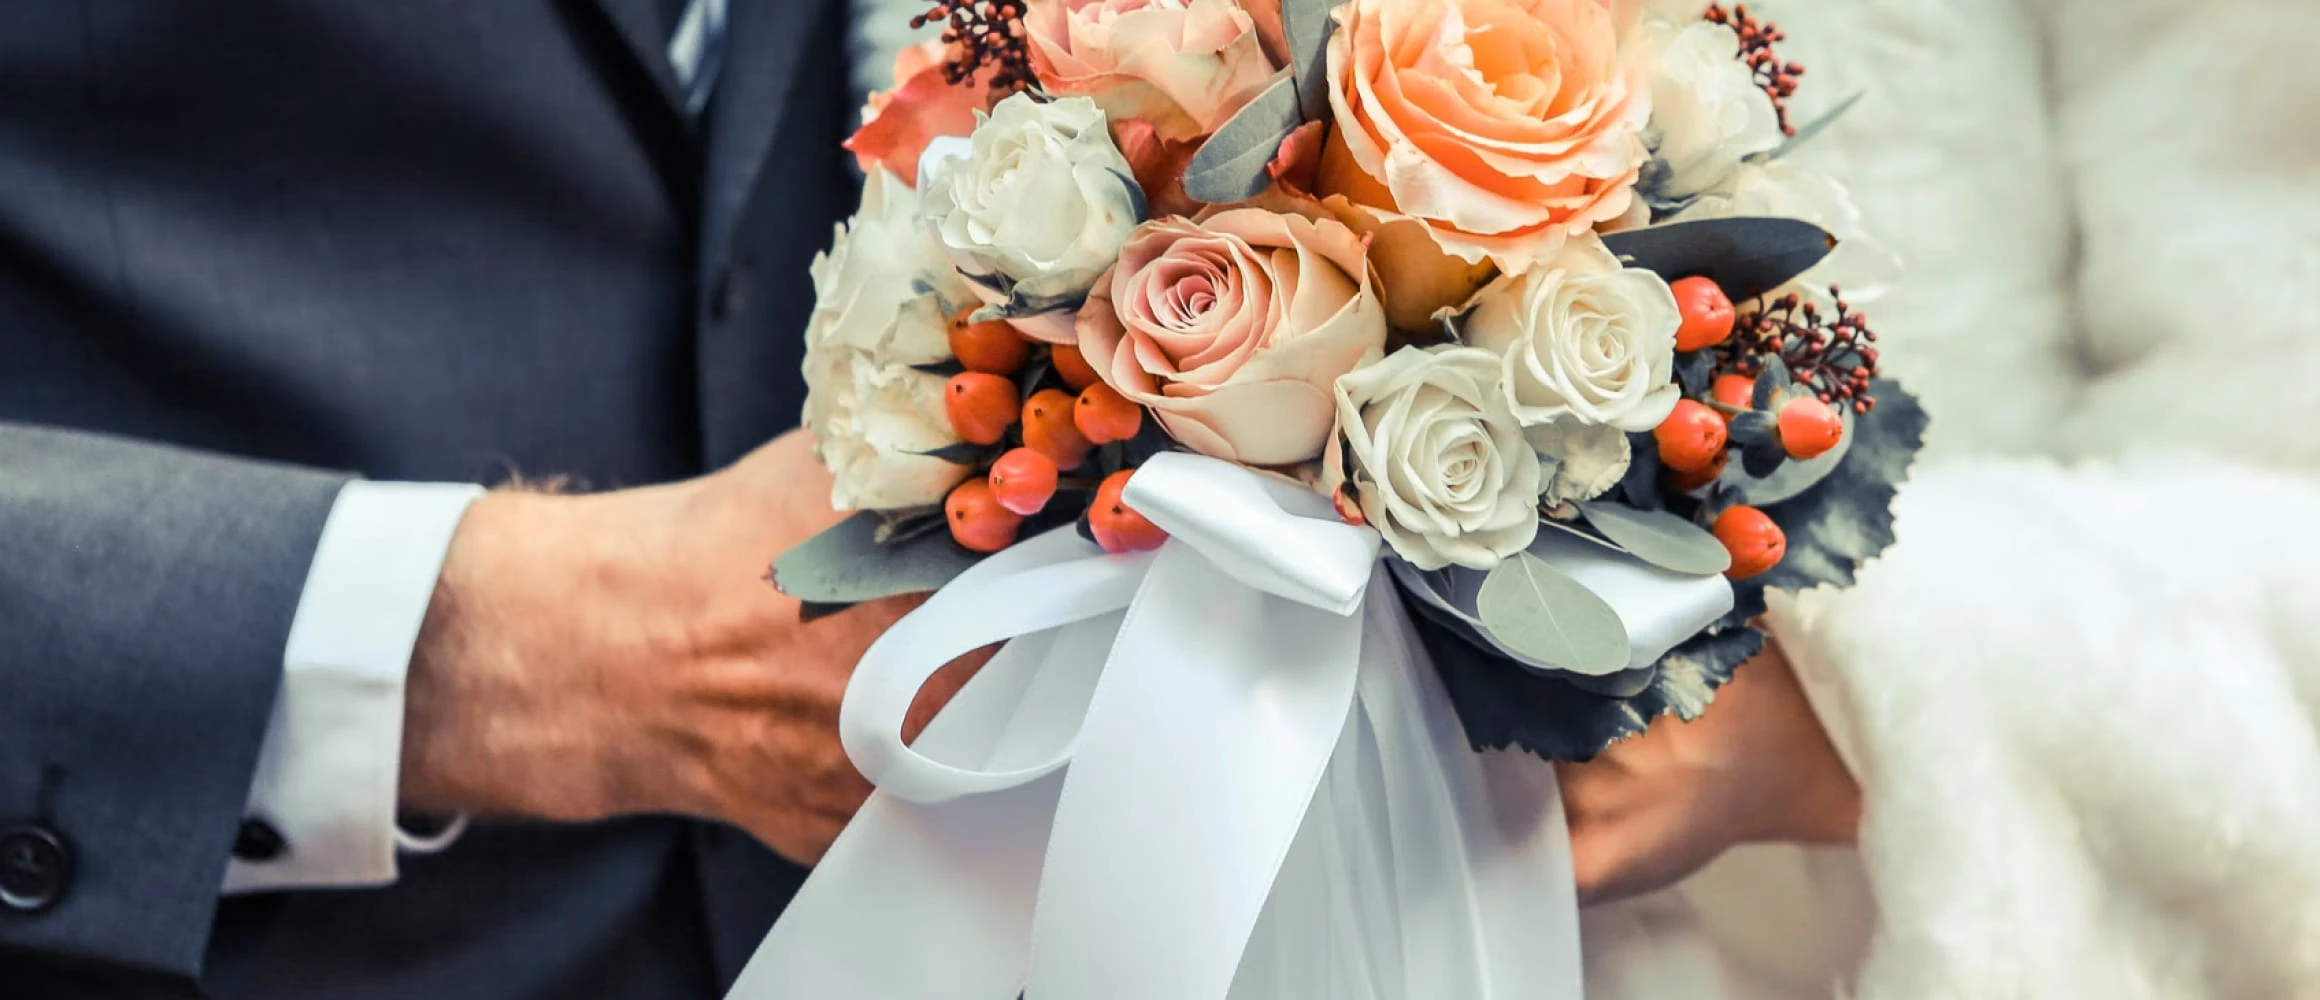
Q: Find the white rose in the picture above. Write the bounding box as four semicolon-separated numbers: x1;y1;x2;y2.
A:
1326;346;1542;571
919;94;1143;322
1461;233;1683;433
1635;18;1782;200
1669;158;1902;296
802;167;977;510
1529;419;1631;505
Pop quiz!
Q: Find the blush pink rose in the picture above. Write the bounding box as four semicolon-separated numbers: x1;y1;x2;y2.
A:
1076;208;1388;466
1320;0;1651;271
1025;0;1284;143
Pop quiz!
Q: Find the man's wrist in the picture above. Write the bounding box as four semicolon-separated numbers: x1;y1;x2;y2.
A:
397;488;677;819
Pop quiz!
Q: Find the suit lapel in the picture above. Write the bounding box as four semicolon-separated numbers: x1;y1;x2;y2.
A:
584;0;690;117
697;0;816;280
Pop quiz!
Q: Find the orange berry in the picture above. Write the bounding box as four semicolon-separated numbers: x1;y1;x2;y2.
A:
1653;399;1728;474
1777;396;1844;460
1667;448;1729;493
1089;470;1169;554
1711;505;1786;580
945;478;1023;554
1710;372;1755;414
1050;342;1100;391
988;447;1059;516
948;310;1031;374
1022;388;1092;468
1671;276;1737;352
944;372;1021;446
1072;382;1144;444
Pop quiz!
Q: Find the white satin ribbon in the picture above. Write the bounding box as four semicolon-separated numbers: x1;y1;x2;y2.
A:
729;453;1589;1000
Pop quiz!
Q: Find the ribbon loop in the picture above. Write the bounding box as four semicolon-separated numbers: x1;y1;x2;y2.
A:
1125;452;1381;616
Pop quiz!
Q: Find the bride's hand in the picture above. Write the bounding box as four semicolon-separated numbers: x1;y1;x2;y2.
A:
394;429;988;864
1556;639;1860;905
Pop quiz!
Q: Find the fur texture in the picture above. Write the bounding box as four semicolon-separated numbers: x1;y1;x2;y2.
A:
1595;0;2320;996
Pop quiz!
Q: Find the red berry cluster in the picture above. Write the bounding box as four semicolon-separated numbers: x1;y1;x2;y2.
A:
1648;277;1849;580
909;2;1037;97
1703;3;1802;136
1713;287;1881;413
939;311;1166;555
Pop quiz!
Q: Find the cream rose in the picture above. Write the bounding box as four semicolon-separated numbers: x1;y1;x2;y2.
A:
1076;207;1387;465
1024;0;1282;143
1461;233;1682;432
919;94;1144;338
802;168;976;510
1326;346;1542;570
1635;16;1782;200
1320;0;1651;271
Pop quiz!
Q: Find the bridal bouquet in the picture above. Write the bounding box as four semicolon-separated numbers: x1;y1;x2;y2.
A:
738;1;1924;997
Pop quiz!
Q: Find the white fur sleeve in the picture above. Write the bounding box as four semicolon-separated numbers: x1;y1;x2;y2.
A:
1769;453;2320;996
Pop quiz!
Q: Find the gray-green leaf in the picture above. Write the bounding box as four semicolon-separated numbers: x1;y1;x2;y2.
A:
1600;217;1837;303
1285;0;1347;121
1577;501;1731;576
1182;76;1304;204
770;511;983;606
1476;552;1631;674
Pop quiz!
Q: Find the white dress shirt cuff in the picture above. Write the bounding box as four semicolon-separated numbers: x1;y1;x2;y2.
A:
223;480;483;894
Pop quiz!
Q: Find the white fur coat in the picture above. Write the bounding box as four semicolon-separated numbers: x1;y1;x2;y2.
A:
848;0;2320;994
1587;0;2320;996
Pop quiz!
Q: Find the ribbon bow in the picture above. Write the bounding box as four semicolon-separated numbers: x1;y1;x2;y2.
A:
730;453;1586;1000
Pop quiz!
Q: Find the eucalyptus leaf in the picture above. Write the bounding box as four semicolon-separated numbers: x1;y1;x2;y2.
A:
1728;409;1779;449
1183;76;1304;204
1751;355;1790;409
1674;350;1714;397
1754;91;1864;163
1576;501;1731;576
913;441;992;465
1476;552;1631;674
770;511;984;606
1720;408;1855;505
1740;433;1787;478
1616;430;1665;511
1600;217;1836;303
1285;0;1347;121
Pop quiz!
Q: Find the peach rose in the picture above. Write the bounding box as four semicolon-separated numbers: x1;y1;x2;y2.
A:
1025;0;1284;143
1076;208;1388;466
1321;0;1651;271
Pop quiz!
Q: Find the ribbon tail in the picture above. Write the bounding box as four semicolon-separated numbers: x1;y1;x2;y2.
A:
1026;542;1366;1000
1357;580;1585;999
727;595;1132;999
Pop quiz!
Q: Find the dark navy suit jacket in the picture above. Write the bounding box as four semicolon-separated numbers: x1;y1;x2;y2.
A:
0;1;857;995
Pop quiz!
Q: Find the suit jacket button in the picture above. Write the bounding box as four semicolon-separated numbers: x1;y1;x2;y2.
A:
0;825;72;913
233;819;287;862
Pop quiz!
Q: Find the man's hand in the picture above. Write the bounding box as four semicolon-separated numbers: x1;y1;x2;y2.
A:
397;430;983;864
1557;640;1859;905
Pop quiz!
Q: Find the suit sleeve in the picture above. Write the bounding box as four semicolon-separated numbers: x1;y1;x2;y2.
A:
0;422;347;978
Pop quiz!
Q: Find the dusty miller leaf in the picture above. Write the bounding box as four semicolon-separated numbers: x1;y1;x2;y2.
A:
1183;76;1304;204
1754;378;1928;593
